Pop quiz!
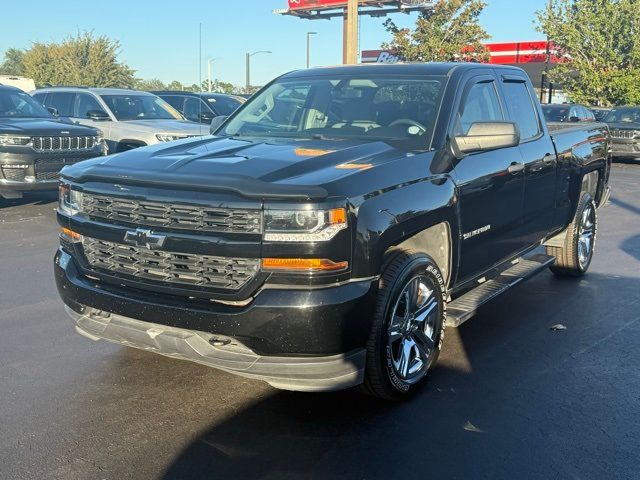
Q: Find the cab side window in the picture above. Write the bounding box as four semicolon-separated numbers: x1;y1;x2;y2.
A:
502;80;541;140
455;81;503;135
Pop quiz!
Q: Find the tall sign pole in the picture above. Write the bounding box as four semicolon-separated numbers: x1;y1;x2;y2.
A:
344;0;359;64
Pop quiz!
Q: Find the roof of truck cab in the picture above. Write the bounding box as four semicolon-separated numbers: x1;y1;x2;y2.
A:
281;62;526;79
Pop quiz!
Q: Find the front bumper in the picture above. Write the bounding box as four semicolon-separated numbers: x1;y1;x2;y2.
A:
55;249;376;391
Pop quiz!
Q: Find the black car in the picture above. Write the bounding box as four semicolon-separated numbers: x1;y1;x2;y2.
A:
56;63;611;399
541;103;595;124
151;91;244;124
603;106;640;161
0;85;106;199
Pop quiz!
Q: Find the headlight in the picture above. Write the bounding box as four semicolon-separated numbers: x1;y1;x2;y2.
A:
0;135;31;146
264;207;347;242
58;183;84;216
156;134;188;142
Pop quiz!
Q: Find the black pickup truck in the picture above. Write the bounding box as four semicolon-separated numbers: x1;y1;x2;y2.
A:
0;85;106;199
54;63;611;399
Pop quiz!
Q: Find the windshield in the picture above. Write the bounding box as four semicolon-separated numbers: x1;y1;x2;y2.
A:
604;107;640;124
100;94;184;121
220;75;447;149
205;95;243;116
0;90;51;119
542;105;571;122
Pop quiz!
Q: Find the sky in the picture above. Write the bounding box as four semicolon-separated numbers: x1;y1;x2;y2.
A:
0;0;545;87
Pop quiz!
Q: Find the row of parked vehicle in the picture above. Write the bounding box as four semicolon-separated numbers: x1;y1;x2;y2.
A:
541;103;640;161
0;85;244;199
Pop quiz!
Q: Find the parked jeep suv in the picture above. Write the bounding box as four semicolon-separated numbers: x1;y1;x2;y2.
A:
152;91;244;124
0;85;106;199
32;88;206;152
603;106;640;161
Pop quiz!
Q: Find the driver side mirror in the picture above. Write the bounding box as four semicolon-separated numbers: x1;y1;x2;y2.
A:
86;109;110;121
451;121;520;157
47;107;59;117
210;115;228;134
569;116;580;122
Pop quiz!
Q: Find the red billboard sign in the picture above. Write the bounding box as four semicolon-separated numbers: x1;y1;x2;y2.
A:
287;0;431;10
288;0;351;9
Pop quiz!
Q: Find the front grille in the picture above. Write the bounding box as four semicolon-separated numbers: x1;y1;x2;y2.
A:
35;171;60;181
610;129;639;139
34;156;91;180
82;237;260;291
1;167;26;181
83;193;262;234
32;136;99;152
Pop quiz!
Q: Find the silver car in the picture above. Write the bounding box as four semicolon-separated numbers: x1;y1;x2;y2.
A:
31;87;207;152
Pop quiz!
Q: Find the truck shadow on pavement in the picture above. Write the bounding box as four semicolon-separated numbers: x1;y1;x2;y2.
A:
159;270;640;480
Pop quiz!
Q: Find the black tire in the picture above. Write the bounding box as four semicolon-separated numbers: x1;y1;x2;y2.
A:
360;249;447;400
546;192;597;277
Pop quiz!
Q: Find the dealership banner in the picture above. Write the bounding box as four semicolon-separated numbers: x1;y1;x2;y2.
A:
362;41;560;65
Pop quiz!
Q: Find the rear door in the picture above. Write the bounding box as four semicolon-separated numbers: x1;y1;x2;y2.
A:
453;73;526;280
499;74;557;246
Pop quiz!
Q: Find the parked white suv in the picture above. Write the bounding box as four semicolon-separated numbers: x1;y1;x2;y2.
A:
32;87;206;152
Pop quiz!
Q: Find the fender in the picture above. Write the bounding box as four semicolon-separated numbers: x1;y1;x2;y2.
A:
351;173;458;282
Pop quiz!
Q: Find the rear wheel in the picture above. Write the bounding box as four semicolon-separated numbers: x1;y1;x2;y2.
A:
546;192;597;277
360;250;446;400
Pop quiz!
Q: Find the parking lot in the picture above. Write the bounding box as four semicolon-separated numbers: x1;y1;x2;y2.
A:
0;162;638;480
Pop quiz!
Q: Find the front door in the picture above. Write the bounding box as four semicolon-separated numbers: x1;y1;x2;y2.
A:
452;74;526;281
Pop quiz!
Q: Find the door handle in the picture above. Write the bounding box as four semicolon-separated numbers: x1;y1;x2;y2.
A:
542;153;556;165
507;162;525;174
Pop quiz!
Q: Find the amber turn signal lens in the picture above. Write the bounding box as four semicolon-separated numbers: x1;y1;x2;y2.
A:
262;258;348;272
61;227;81;242
327;208;347;225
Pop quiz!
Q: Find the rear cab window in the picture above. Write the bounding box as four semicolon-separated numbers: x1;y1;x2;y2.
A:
501;78;541;140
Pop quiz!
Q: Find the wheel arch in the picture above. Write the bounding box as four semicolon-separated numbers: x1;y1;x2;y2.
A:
351;176;458;287
116;139;147;152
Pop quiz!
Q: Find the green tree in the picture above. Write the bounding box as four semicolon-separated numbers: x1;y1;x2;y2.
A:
382;0;490;62
0;48;26;76
135;78;167;91
21;32;135;88
537;0;640;106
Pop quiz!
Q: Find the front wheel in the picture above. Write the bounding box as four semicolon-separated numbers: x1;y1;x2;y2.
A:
360;250;446;400
546;192;597;277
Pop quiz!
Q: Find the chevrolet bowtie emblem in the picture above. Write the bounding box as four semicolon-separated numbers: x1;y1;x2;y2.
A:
123;228;166;250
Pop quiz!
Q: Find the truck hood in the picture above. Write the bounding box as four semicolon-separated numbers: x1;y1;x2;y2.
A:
62;135;420;200
0;117;99;136
118;119;207;136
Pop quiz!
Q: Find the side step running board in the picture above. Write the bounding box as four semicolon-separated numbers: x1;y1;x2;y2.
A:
446;253;555;328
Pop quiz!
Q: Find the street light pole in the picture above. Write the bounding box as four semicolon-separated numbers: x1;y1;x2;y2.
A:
306;32;317;68
207;58;213;92
245;51;272;91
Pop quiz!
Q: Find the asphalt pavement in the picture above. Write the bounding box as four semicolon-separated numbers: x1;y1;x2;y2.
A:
0;163;639;480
